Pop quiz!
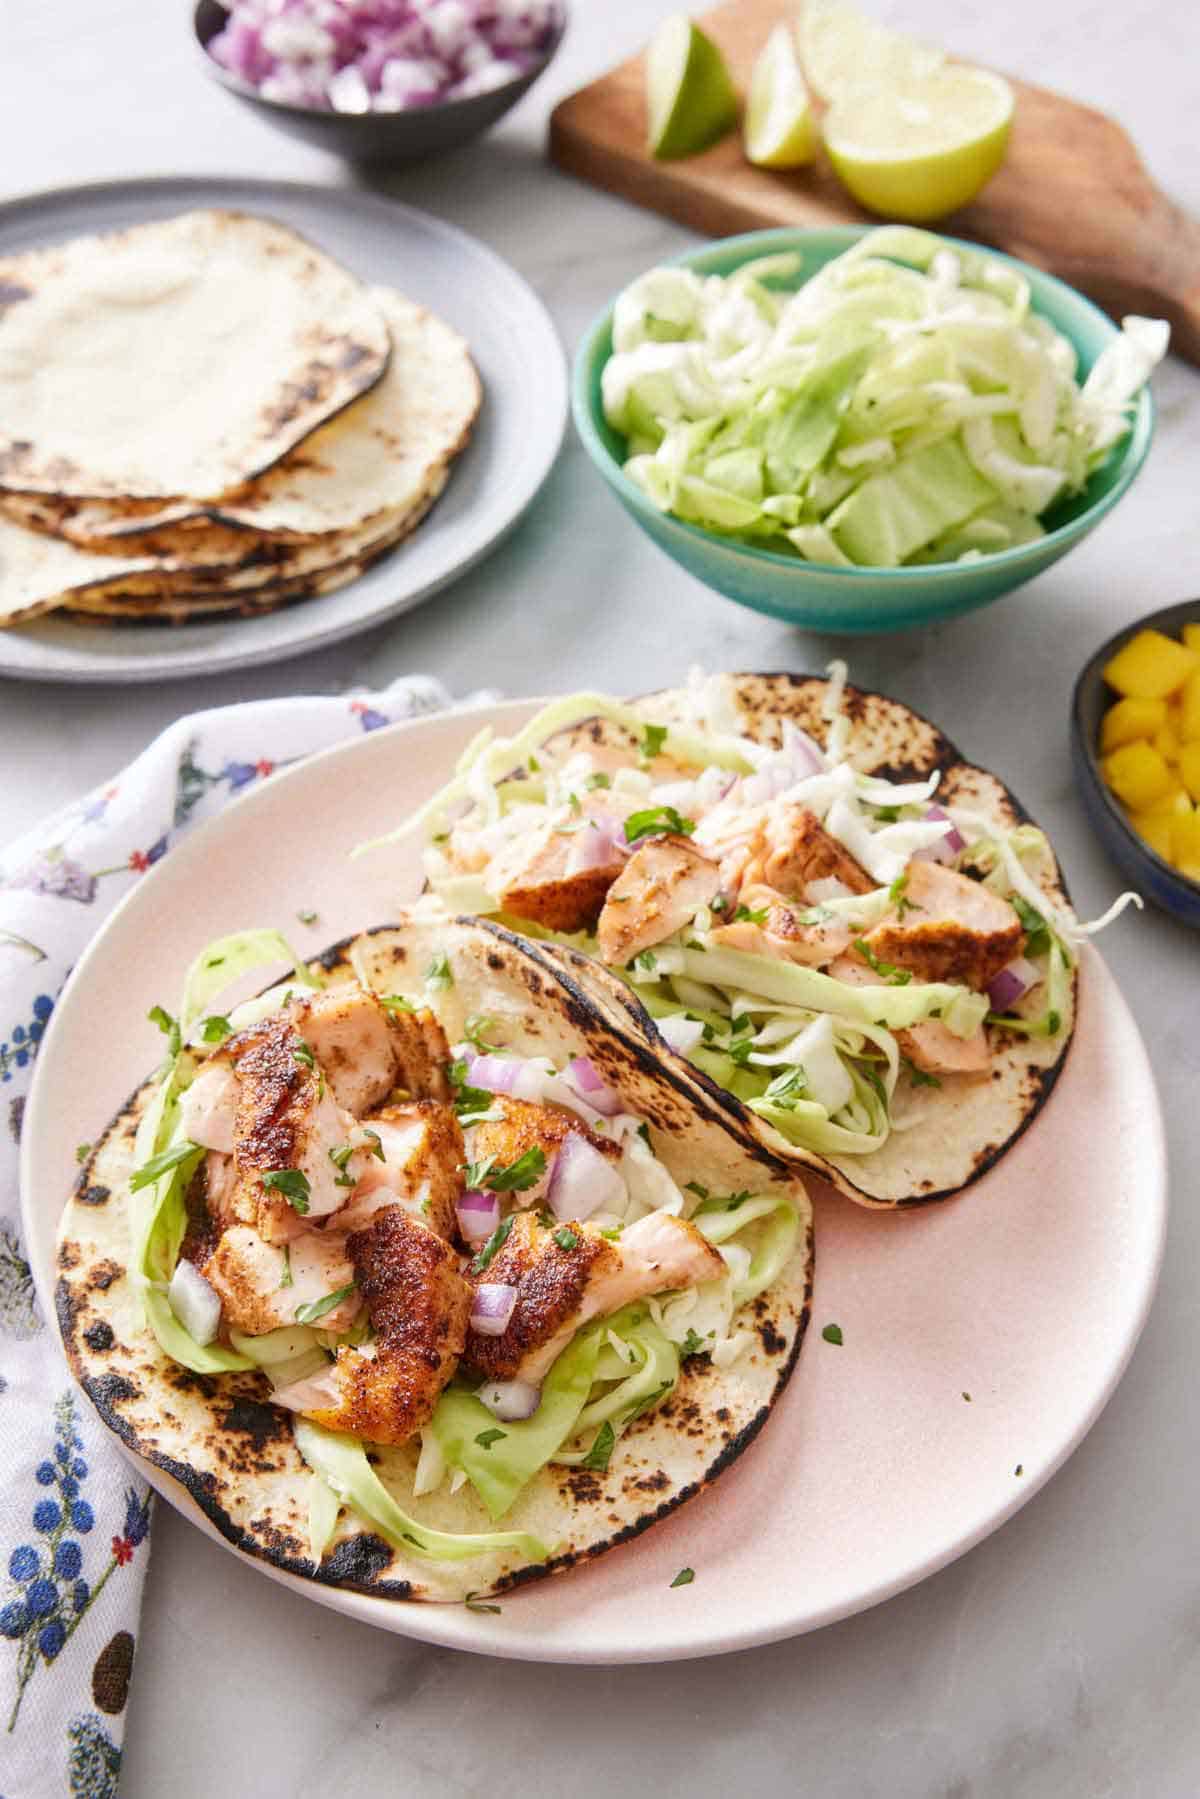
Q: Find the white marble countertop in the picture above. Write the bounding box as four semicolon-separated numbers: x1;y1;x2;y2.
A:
4;1;1199;1793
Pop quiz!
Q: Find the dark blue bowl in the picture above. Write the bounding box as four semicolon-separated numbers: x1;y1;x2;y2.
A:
1071;598;1200;929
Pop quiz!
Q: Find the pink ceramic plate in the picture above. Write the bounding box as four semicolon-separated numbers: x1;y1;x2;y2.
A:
22;701;1167;1663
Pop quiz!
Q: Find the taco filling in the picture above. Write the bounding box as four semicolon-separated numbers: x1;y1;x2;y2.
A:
365;667;1138;1203
70;921;809;1590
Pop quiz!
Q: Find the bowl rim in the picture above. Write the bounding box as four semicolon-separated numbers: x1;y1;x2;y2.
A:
572;223;1156;582
192;0;566;125
1070;596;1200;901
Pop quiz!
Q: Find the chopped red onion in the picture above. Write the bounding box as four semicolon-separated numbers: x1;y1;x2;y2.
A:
546;1132;626;1223
469;1282;518;1336
207;0;563;115
466;1053;524;1095
914;804;966;865
657;1013;704;1055
168;1258;221;1346
565;813;628;878
478;1377;541;1421
987;956;1041;1013
456;1190;500;1244
566;1057;623;1117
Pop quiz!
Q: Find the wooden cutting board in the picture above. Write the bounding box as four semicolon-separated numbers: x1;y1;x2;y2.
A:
549;0;1200;367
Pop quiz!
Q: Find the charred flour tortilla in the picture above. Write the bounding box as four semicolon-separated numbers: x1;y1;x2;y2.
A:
414;674;1079;1211
56;918;812;1605
0;210;389;501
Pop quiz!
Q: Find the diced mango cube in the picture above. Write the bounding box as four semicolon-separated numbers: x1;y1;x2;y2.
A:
1154;721;1181;763
1180;741;1200;805
1172;808;1200;878
1103;741;1175;811
1183;622;1200;656
1103;629;1198;700
1129;809;1175;861
1100;695;1166;751
1180;669;1200;742
1142;784;1190;820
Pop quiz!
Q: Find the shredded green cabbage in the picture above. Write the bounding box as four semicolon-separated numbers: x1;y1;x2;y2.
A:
602;228;1168;567
293;1420;551;1564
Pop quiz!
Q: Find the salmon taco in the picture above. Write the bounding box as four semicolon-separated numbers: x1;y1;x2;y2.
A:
367;668;1138;1207
56;917;812;1603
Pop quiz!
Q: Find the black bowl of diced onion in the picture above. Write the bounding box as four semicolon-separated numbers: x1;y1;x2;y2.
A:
193;0;566;165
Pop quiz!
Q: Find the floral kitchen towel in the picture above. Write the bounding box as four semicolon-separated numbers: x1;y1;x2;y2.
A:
0;673;459;1797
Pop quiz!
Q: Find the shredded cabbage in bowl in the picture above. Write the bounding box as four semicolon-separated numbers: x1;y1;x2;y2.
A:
600;228;1168;569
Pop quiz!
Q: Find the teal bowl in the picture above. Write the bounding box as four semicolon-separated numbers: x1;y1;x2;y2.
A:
572;226;1156;634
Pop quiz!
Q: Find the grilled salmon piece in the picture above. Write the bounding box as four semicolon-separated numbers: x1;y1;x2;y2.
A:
274;1208;471;1447
465;1209;725;1386
465;1094;621;1209
291;986;401;1116
489;820;627;934
828;952;991;1077
742;804;874;901
596;833;722;967
218;1012;358;1242
384;1003;452;1103
201;1224;360;1336
709;885;853;967
332;1101;464;1238
863;860;1023;992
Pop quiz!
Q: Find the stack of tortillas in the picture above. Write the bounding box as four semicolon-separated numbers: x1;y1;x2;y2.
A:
0;209;480;628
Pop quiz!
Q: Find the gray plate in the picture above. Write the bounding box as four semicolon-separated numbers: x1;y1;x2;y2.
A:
0;175;567;684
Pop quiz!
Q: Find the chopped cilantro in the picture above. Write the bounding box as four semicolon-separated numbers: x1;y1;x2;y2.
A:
474;1428;507;1451
727;1033;755;1067
684;1181;710;1200
680;1329;709;1360
464;1147;546;1194
527;755;541;774
762;1065;809;1109
599;1226;623;1240
147;1004;181;1059
553;1226;580;1252
470;1215;514;1275
581;1421;616;1471
853;938;912;985
1047;1009;1062;1035
465;1592;502;1614
1010;894;1052;958
901;1056;942;1089
624;805;696;842
74;1143;91;1165
328;1142;357;1188
360;1127;385;1163
888;873;914;919
632;949;658;976
670;1567;695;1589
464;1013;500;1053
261;1168;311;1213
292;1040;316;1070
639;722;669;763
279;1246;293;1290
821;1322;843;1345
449;1058;496;1121
585;771;611;791
296;908;319;927
200;1014;232;1043
873;805;901;823
294;1283;355;1325
636;1122;651;1147
129;1140;199;1193
709;893;729;914
380;994;415;1014
425;953;453;990
733;904;769;925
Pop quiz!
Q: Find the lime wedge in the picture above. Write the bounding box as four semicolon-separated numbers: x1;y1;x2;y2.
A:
646;13;738;160
744;23;818;168
798;0;943;105
824;66;1014;220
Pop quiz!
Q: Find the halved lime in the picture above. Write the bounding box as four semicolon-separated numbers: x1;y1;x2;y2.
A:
798;0;943;105
824;66;1014;220
745;23;818;168
646;13;738;161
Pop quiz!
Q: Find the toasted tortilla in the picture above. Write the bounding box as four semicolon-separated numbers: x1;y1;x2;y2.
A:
0;286;480;552
56;917;813;1604
0;210;389;500
509;674;1078;1209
